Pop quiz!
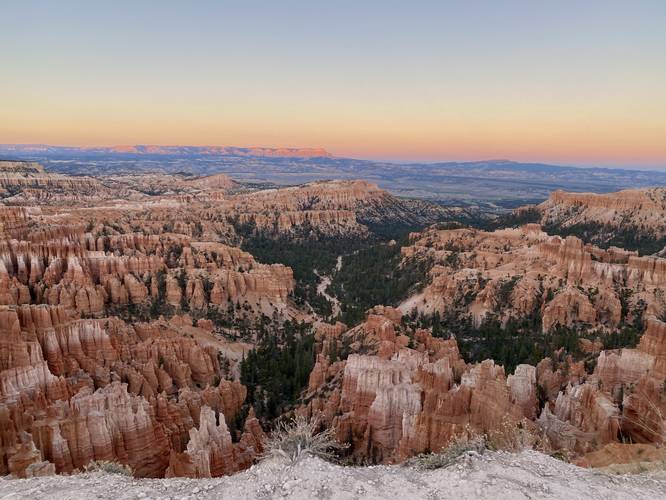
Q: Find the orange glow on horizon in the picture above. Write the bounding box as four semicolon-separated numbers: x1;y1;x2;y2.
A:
2;2;665;168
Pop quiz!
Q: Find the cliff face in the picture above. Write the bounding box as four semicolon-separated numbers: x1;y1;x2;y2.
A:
0;162;452;239
0;303;266;478
0;233;294;319
400;225;666;332
0;160;109;204
302;308;666;465
539;188;666;235
229;179;467;229
536;188;666;254
229;180;390;236
299;308;537;462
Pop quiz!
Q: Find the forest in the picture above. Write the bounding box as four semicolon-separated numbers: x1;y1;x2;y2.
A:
239;320;315;422
236;220;431;324
328;239;432;325
406;307;645;375
542;220;665;256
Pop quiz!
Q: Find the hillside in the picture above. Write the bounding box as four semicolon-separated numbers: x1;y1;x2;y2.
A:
537;188;666;255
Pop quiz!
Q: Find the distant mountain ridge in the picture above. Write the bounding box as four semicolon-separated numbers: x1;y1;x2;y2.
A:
2;144;665;205
0;144;332;159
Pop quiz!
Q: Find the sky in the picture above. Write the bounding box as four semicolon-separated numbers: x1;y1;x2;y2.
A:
1;1;665;168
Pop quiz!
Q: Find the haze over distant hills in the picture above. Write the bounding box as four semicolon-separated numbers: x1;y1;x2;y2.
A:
0;144;332;158
1;144;665;207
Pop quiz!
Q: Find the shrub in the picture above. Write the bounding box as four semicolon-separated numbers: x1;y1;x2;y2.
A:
262;415;347;464
409;434;487;470
485;418;539;452
84;460;133;476
410;419;547;470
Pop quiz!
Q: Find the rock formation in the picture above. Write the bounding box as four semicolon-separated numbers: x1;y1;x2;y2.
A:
300;307;538;463
535;188;666;254
302;305;666;465
2;161;665;475
539;188;666;238
400;225;666;332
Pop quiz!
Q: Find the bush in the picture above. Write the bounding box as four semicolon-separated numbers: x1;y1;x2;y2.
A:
409;434;487;470
84;460;133;476
262;415;347;464
409;419;546;470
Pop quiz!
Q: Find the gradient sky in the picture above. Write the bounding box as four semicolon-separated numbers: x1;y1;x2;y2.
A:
1;1;665;167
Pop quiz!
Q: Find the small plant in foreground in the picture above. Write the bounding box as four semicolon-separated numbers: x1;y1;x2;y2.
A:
409;419;549;470
263;415;348;464
410;434;488;470
84;460;134;476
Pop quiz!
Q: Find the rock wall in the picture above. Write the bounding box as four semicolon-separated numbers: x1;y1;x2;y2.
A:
300;308;537;462
539;188;666;238
400;226;665;332
0;304;262;477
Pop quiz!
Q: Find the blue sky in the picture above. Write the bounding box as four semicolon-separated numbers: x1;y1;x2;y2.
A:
1;1;665;168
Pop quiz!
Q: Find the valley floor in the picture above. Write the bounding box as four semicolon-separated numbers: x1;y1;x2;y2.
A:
2;450;666;500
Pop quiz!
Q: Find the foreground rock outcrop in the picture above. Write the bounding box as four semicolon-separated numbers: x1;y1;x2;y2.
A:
2;451;665;500
300;308;539;462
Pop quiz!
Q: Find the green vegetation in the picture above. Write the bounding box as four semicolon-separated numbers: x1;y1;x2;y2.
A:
234;219;432;324
240;320;315;421
329;240;432;325
543;221;665;256
407;305;645;375
361;221;427;241
240;232;367;319
476;206;542;231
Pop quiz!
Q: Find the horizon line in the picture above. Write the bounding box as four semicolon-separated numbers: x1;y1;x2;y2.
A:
0;142;665;171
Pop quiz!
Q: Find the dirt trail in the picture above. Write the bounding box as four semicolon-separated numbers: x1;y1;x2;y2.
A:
314;255;343;317
2;450;665;500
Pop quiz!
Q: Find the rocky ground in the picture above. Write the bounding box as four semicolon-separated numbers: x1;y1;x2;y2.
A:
2;450;666;500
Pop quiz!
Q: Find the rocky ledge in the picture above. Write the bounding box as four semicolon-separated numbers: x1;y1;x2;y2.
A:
1;451;665;499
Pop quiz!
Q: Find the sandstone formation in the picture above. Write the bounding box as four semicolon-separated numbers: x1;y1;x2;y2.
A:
0;160;110;204
3;160;665;476
0;162;310;478
399;225;666;332
0;302;264;478
539;188;666;239
534;188;666;255
302;306;666;465
300;307;538;462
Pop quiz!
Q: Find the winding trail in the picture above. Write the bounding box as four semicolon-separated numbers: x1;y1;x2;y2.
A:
314;256;343;318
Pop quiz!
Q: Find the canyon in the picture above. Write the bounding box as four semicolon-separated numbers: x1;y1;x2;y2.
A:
1;159;665;480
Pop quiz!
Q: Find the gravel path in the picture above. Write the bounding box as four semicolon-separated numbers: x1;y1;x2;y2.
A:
2;450;665;500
